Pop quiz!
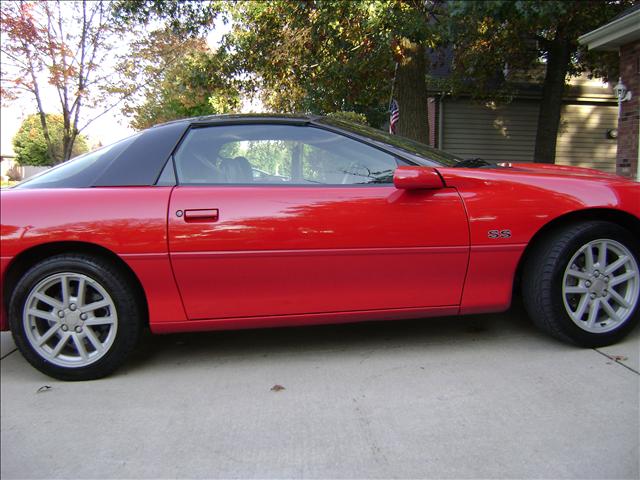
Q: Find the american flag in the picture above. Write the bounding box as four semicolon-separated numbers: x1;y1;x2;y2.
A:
389;99;399;134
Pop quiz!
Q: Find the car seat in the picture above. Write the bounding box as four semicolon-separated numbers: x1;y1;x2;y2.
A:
220;156;253;183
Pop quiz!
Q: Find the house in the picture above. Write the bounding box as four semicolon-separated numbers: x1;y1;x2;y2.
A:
426;76;618;173
579;4;640;180
0;153;17;181
1;153;49;182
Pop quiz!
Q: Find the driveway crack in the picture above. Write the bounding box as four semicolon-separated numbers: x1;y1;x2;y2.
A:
593;348;639;375
1;348;18;361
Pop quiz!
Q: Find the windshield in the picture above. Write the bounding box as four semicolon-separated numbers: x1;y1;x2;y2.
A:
15;134;141;189
316;117;464;167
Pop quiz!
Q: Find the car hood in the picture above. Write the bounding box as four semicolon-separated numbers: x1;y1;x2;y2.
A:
496;162;624;180
437;160;639;221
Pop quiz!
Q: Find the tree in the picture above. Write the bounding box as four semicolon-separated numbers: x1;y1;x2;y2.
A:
446;0;631;164
127;49;239;130
113;0;443;143
116;29;240;130
326;111;369;125
223;1;393;124
225;0;444;142
13;113;89;166
1;1;130;163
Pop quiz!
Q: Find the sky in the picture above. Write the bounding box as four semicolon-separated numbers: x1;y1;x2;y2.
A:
0;16;233;156
0;87;135;156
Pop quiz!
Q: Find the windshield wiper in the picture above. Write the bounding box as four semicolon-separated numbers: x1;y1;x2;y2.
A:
454;157;492;168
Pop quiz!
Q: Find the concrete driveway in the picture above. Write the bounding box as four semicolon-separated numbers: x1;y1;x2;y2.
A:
2;300;638;479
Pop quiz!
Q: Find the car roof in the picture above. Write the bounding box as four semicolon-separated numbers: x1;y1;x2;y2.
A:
17;113;459;190
152;113;320;129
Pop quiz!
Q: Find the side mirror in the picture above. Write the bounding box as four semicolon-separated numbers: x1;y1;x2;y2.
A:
393;166;444;190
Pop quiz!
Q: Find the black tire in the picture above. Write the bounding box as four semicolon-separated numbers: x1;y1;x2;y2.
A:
522;221;640;347
9;254;142;380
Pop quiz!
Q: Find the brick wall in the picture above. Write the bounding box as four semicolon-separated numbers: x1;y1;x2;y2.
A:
617;41;639;179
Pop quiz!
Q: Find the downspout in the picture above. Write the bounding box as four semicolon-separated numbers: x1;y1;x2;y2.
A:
438;93;445;149
636;123;640;182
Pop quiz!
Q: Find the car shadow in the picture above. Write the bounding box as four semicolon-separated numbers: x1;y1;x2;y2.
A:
119;298;547;376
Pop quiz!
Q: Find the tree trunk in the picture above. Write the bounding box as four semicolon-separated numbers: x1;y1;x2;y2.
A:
62;124;72;163
394;38;429;144
533;32;572;164
62;116;77;162
35;107;57;165
29;65;57;165
62;133;75;162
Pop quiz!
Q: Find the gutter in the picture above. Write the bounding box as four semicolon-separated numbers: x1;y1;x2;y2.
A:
578;10;640;51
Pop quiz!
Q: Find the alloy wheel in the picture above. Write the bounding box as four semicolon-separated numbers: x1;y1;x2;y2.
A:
22;272;118;368
563;239;639;333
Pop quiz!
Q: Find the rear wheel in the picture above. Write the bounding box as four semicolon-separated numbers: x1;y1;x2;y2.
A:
523;221;639;347
9;254;142;380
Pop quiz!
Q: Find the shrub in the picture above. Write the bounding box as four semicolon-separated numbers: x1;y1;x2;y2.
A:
325;111;369;126
13;114;89;166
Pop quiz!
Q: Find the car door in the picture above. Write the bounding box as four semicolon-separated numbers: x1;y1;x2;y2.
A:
167;122;469;320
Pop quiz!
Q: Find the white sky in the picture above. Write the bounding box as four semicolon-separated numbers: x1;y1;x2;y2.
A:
0;16;234;156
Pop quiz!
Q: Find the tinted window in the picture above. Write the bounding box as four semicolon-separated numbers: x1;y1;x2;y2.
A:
15;134;140;189
317;117;463;166
174;124;399;185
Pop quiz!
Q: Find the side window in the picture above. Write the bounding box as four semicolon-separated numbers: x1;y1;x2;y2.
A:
219;139;293;183
173;124;399;185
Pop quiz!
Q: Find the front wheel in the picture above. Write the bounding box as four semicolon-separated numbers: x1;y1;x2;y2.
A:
9;254;142;380
523;221;639;347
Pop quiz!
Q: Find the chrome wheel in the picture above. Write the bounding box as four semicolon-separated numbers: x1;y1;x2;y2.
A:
563;239;639;333
22;272;118;368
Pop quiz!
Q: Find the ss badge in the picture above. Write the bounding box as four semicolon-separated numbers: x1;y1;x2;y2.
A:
488;229;512;239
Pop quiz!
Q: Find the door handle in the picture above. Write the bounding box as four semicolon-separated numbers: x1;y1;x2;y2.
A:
183;209;219;222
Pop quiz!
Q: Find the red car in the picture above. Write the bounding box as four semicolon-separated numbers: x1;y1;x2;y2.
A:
1;115;638;380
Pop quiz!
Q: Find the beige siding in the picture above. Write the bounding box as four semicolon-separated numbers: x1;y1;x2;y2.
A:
442;99;539;162
441;99;617;173
555;104;618;173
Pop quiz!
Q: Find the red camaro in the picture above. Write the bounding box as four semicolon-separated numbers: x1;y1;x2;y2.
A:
1;115;638;380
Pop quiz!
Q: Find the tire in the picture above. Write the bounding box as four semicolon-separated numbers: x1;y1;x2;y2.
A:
8;254;142;380
522;221;640;347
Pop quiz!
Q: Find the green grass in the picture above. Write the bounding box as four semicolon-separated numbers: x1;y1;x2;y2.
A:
0;180;18;188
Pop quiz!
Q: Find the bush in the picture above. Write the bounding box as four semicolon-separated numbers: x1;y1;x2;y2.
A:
12;114;89;166
6;164;22;181
325;111;369;126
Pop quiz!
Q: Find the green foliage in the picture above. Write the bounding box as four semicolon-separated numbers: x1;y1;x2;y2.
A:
326;111;369;126
223;1;389;125
127;49;240;130
445;0;631;98
112;0;223;36
223;0;442;128
118;28;240;130
113;0;442;130
13;114;89;166
112;0;629;153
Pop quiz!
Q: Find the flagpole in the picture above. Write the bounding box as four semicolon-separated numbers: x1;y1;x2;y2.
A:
388;61;399;111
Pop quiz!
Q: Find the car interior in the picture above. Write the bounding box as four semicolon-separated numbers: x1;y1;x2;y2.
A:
173;124;400;185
